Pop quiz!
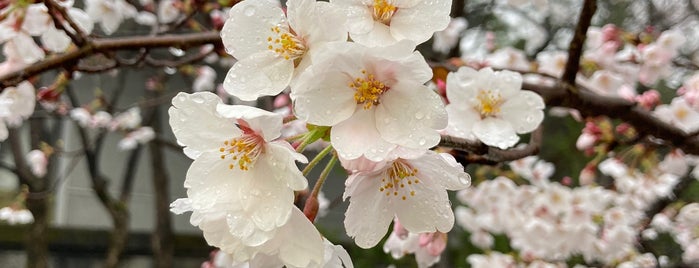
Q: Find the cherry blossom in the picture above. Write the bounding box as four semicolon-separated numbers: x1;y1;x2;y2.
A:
653;97;699;134
293;41;447;161
343;151;470;248
445;67;544;149
168;92;308;246
85;0;137;35
432;17;467;54
26;150;48;178
331;0;451;47
221;0;347;101
0;81;36;141
0;207;34;225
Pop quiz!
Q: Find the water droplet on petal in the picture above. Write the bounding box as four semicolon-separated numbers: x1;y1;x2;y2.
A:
244;6;256;16
458;173;471;186
415;111;424;119
418;139;426;146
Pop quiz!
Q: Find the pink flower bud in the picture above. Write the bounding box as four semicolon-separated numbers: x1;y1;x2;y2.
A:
635;89;661;110
576;132;598;151
579;165;596;185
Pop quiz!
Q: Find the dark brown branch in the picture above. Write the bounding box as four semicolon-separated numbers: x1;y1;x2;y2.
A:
0;31;222;88
433;61;699;158
7;128;34;186
561;0;597;84
440;126;542;165
119;146;143;203
43;0;88;46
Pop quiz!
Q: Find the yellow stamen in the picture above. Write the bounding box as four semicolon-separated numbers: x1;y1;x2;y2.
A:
218;134;263;171
476;89;503;118
350;69;389;109
378;160;419;200
267;26;306;61
372;0;397;25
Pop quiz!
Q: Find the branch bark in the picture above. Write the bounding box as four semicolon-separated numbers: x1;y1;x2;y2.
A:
0;31;222;88
561;0;597;84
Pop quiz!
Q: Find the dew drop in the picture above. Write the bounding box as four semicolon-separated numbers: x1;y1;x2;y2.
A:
458;173;471;186
418;139;426;146
244;6;256;16
415;111;424;119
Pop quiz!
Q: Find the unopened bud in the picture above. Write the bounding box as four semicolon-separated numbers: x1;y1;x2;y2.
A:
303;195;319;222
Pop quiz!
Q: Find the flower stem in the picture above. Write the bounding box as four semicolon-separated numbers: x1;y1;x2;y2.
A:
302;145;334;176
285;132;307;142
295;133;313;153
310;153;337;199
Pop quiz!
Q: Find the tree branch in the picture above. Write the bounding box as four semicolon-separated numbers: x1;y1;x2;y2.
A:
561;0;597;84
0;31;222;88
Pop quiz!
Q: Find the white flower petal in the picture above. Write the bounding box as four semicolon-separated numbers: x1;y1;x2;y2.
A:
472;117;519;149
237;160;297;233
215;103;283;141
350;21;396;47
41;27;72;52
9;34;45;64
411;152;470;190
260;207;325;267
446;67;484;104
67;8;94;34
499;90;545;133
170;198;193;214
221;0;285;59
389;0;451;44
344;174;394;248
185;153;240;210
292;71;356;126
22;4;51;36
375;83;446;149
223;51;293;101
168;92;241;153
445;105;479;139
393;171;455;234
265;142;309;190
331;108;396;161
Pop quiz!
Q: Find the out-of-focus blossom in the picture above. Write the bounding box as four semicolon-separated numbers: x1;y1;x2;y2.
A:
332;0;451;47
193;66;217;92
118;127;155;150
0;207;34;225
26;150;48;178
433;17;467;54
86;0;137;35
653;97;699;134
445;67;544;149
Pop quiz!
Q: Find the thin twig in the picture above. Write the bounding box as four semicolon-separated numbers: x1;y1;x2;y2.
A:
561;0;597;84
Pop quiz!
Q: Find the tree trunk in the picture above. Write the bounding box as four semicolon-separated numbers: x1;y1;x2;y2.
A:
25;195;49;268
104;207;129;268
149;102;174;268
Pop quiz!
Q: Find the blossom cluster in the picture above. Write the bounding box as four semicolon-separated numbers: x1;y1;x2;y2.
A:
165;0;521;266
454;155;677;267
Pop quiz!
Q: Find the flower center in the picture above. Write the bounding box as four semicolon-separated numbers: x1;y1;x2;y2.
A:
267;25;306;61
350;69;389;109
675;107;689;120
476;89;503;118
219;134;264;171
379;160;419;201
372;0;397;25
